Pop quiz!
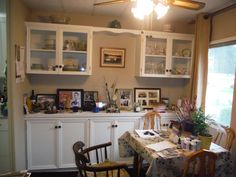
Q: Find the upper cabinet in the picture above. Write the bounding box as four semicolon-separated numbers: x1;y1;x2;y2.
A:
26;22;92;75
136;31;194;78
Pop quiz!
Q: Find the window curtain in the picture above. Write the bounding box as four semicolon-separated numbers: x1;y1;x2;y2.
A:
190;13;211;109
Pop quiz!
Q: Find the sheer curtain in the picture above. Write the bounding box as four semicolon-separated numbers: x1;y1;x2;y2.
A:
190;13;211;109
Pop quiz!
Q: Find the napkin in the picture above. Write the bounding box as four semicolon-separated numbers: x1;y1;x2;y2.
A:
146;141;176;152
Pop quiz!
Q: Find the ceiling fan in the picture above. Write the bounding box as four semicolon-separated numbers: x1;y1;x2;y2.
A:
94;0;206;11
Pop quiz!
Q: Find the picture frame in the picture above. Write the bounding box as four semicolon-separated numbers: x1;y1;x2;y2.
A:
83;91;99;111
134;88;161;109
118;89;133;111
56;89;84;110
100;47;126;68
36;94;57;110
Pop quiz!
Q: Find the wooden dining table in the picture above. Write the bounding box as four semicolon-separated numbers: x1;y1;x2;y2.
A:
118;130;233;177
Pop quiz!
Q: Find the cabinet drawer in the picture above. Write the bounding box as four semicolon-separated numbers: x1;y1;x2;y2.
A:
0;119;8;131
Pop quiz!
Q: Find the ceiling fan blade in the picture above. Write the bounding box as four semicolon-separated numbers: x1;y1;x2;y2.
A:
94;0;131;6
171;0;205;10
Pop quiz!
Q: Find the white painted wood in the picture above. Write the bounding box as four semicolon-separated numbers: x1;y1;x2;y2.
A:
59;119;89;168
26;120;59;169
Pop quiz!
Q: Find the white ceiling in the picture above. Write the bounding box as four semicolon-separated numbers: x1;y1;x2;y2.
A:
23;0;236;22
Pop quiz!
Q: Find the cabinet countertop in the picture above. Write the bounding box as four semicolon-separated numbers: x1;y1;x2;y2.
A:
24;110;177;119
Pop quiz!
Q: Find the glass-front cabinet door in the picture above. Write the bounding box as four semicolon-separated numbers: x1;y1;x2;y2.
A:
27;26;58;74
143;35;167;76
60;30;90;75
170;38;193;78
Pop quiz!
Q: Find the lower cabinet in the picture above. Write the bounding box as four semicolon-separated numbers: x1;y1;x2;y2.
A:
26;119;89;170
89;117;140;163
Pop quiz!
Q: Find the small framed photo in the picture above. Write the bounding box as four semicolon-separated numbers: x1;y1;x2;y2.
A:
134;88;161;109
118;89;133;111
100;47;125;68
83;91;99;111
57;89;84;110
36;94;57;110
84;91;99;102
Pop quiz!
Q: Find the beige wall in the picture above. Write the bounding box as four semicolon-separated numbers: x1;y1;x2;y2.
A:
9;0;30;170
211;8;236;41
28;11;194;34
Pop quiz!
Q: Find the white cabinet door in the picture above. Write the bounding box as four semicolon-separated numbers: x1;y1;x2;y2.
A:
113;118;139;162
26;120;59;169
89;119;113;162
59;119;89;168
89;117;140;162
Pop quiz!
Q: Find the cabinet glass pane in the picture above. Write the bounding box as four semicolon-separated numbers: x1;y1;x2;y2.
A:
30;30;56;50
62;52;87;72
30;51;56;71
171;57;191;75
172;39;192;57
62;32;87;72
146;37;167;55
144;56;166;74
30;29;57;71
63;32;87;51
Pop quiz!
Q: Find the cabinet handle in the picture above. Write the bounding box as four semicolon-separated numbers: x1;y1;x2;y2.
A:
115;125;118;128
166;69;169;72
55;126;58;129
58;125;61;128
55;65;58;68
59;65;62;68
169;69;172;72
112;124;118;128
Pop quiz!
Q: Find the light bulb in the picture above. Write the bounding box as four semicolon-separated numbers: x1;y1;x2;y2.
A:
154;2;169;19
132;0;154;20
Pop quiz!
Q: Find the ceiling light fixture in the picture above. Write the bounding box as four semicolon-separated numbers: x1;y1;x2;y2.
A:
132;0;169;20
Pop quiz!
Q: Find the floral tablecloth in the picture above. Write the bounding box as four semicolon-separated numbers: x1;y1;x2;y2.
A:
118;131;233;177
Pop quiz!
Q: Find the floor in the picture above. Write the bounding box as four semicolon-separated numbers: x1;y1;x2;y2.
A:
30;167;147;177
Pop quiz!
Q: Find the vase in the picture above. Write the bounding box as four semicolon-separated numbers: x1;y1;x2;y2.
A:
199;135;213;149
106;100;120;113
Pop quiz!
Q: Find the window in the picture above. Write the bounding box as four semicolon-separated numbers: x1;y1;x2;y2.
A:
205;41;236;126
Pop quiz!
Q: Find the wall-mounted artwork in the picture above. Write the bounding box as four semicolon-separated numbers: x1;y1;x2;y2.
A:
100;47;125;68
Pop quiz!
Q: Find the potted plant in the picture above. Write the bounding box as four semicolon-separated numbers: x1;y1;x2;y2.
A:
192;108;212;149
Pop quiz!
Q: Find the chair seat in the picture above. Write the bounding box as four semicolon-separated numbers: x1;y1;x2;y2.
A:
88;160;130;177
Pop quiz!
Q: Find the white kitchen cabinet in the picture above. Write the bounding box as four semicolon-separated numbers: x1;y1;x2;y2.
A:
89;117;140;163
26;22;92;75
26;118;89;170
137;31;194;78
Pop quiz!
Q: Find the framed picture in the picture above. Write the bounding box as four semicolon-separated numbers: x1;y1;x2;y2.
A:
100;47;126;68
84;91;99;102
134;88;161;109
56;89;84;110
118;89;133;111
36;94;57;110
83;91;99;111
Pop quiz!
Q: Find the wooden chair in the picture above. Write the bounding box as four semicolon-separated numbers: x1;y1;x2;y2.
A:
73;141;130;177
182;149;217;177
143;111;161;130
213;126;235;151
224;127;235;150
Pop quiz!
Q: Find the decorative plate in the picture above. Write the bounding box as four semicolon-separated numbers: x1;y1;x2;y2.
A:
182;48;191;57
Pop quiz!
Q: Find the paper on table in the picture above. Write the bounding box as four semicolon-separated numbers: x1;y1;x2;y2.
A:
135;129;159;138
146;141;176;152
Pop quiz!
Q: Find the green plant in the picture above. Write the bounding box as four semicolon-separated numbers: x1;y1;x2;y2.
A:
192;108;210;136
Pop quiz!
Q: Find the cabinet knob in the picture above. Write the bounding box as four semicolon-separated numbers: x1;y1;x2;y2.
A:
58;125;61;128
166;69;169;72
55;126;58;129
59;65;62;68
169;69;172;72
112;124;118;128
55;65;58;68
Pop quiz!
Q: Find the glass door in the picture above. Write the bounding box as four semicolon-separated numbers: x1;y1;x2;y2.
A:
171;39;192;77
61;31;88;74
28;28;58;74
144;36;167;76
